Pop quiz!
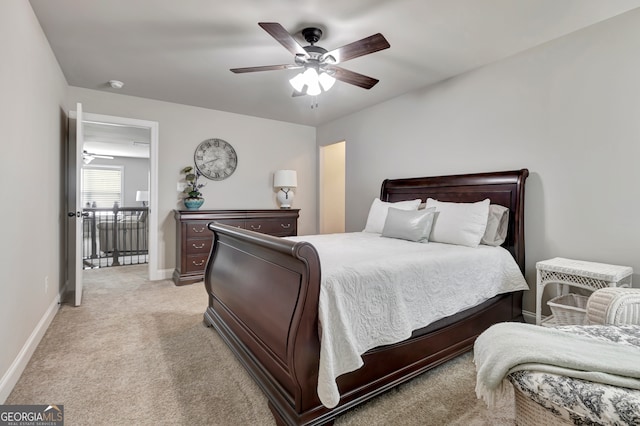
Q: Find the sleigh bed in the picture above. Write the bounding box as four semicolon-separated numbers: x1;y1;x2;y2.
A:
203;169;529;425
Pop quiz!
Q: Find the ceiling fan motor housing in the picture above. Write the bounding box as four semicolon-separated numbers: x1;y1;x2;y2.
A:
298;28;329;64
301;27;323;44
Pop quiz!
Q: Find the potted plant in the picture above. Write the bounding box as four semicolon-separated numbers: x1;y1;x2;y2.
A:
181;166;205;210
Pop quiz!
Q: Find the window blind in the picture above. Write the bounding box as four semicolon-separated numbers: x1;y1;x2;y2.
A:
82;167;122;207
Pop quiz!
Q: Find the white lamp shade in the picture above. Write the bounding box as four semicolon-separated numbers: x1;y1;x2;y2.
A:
318;72;336;91
289;73;306;93
304;68;321;96
288;68;335;96
135;190;149;202
273;170;297;188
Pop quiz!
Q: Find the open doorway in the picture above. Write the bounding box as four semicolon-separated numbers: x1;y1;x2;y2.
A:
319;141;346;234
81;121;150;269
76;111;159;281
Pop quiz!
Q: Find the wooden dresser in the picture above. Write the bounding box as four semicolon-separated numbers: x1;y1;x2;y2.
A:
173;209;299;286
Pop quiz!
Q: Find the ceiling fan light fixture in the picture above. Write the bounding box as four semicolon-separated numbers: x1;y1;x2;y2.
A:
318;71;336;91
304;68;322;96
289;67;334;96
289;72;307;93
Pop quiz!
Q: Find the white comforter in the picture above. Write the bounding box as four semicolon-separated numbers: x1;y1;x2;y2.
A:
288;232;529;408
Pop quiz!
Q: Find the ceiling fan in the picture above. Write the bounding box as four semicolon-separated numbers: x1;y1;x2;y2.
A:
231;22;390;96
83;150;114;164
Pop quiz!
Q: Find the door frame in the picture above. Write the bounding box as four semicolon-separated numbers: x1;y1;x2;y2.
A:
72;110;160;281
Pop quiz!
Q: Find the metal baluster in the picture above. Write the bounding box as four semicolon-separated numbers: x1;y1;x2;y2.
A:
111;204;121;266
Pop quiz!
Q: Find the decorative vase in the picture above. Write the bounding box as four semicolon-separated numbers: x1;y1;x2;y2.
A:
184;197;204;210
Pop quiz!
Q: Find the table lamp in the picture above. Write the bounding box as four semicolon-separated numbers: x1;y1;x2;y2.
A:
136;190;149;207
273;170;297;209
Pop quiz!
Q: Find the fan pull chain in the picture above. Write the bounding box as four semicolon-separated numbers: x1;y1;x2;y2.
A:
310;96;319;109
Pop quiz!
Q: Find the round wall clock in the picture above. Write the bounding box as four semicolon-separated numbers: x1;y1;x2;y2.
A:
194;138;238;181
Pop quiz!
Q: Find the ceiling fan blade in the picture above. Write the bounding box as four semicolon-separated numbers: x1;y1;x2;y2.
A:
291;90;306;97
258;22;310;58
326;66;379;89
322;33;390;64
230;64;302;73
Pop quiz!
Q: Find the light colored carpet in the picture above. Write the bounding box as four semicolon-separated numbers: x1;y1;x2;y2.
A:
7;265;515;425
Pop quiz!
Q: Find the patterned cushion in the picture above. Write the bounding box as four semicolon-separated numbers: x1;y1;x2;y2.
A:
510;325;640;425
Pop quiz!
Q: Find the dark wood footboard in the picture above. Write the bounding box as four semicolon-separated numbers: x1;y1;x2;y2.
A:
203;169;529;425
203;224;324;423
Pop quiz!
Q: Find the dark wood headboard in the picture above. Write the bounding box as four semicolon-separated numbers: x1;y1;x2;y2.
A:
380;169;529;272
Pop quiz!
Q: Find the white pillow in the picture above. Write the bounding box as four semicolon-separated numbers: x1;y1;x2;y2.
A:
425;198;490;247
481;204;509;246
381;207;436;242
363;198;422;233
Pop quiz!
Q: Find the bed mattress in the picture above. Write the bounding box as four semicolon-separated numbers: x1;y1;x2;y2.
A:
288;232;529;408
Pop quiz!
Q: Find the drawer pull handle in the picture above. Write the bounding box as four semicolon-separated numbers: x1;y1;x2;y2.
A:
192;259;206;266
192;243;205;249
250;224;262;230
191;227;205;233
280;223;291;229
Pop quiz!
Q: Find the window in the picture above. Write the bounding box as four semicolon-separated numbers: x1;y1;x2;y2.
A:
82;166;123;207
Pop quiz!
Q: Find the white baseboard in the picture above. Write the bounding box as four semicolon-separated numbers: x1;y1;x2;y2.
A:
157;268;173;281
0;292;61;403
149;267;173;281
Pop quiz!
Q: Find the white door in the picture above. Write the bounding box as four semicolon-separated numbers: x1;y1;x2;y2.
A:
68;103;84;306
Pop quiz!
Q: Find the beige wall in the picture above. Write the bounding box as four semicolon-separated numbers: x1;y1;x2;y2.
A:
66;87;317;274
317;9;640;314
319;142;346;234
0;1;68;401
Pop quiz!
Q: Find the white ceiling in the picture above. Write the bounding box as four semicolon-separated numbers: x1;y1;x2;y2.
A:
30;0;640;127
83;122;150;158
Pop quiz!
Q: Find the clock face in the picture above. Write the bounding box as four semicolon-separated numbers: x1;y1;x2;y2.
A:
194;138;238;181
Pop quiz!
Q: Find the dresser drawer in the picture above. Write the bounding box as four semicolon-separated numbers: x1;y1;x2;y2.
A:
186;219;245;238
245;218;297;236
212;219;245;229
185;222;210;238
184;253;209;273
186;238;212;255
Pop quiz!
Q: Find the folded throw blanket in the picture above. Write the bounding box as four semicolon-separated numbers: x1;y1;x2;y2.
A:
473;322;640;407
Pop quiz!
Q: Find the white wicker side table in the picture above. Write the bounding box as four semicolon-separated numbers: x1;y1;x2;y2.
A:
535;257;633;326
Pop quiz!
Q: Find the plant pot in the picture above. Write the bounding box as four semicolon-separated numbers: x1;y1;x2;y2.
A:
184;197;204;210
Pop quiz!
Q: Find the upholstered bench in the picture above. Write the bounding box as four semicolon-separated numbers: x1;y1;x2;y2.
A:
511;287;640;425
